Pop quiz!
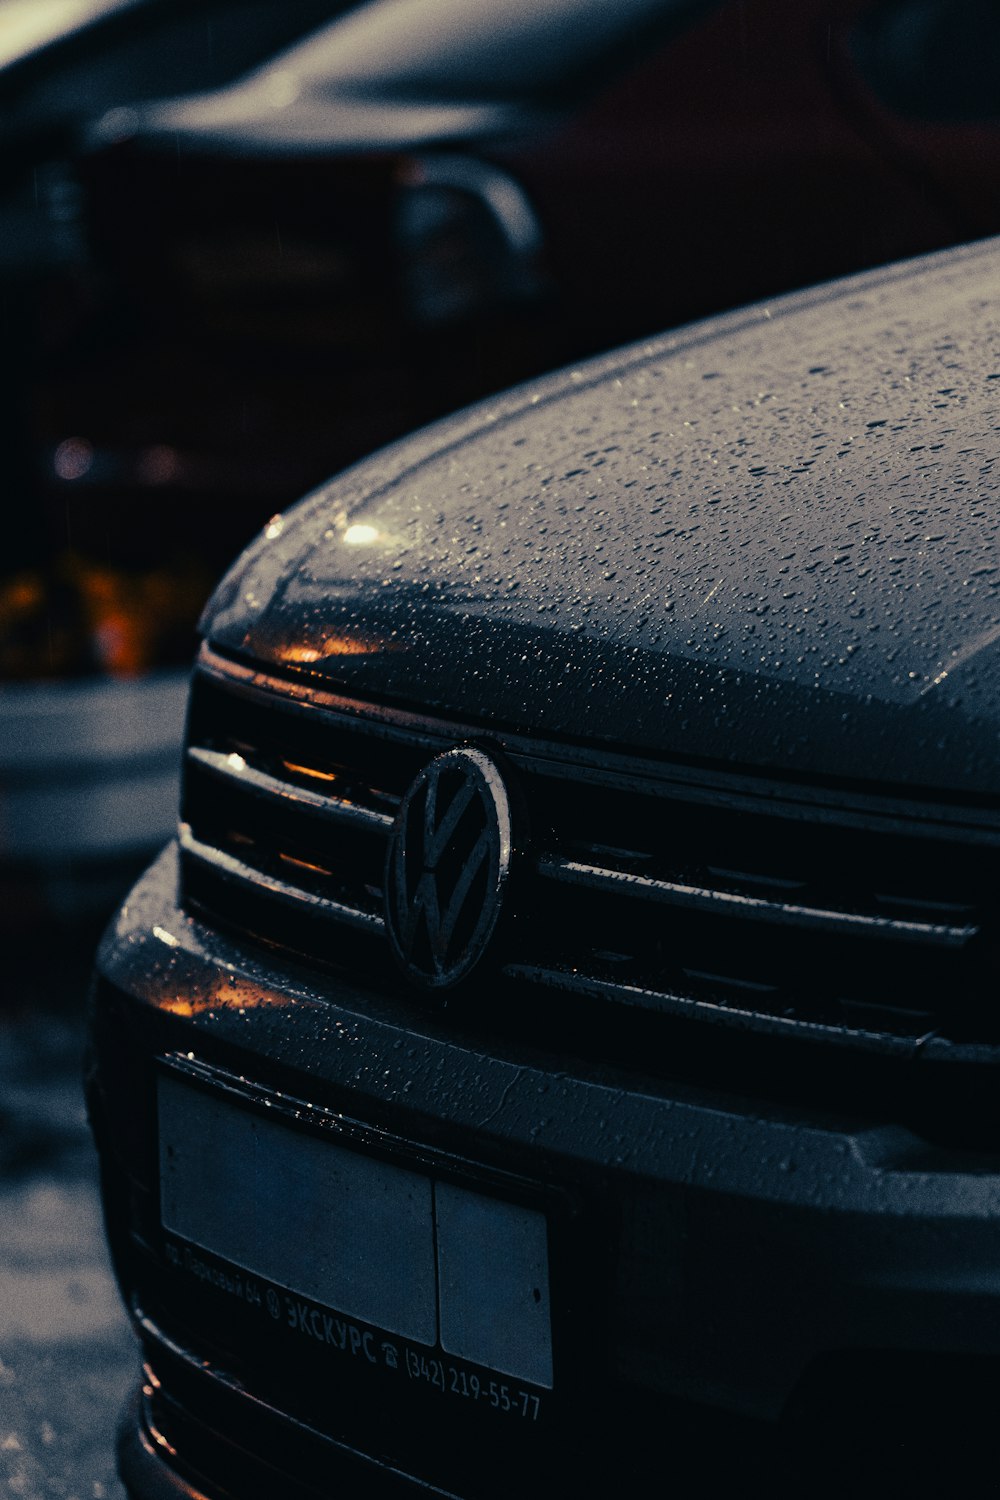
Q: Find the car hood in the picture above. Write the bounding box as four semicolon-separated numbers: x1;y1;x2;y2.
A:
204;238;1000;799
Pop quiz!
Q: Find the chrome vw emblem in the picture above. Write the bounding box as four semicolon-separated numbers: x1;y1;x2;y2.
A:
384;748;512;988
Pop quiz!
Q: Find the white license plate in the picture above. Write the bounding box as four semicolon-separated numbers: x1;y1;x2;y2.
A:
158;1072;553;1389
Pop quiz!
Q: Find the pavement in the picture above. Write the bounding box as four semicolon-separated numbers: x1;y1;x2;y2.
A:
1;938;135;1500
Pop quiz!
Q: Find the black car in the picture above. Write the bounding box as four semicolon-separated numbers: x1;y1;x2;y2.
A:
88;236;1000;1496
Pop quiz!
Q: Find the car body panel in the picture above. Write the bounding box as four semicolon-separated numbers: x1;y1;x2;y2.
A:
95;0;714;155
90;843;1000;1432
203;238;1000;797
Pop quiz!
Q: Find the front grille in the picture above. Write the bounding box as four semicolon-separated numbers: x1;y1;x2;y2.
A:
181;645;1000;1068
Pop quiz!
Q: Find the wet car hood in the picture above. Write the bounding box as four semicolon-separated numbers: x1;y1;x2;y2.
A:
204;237;1000;799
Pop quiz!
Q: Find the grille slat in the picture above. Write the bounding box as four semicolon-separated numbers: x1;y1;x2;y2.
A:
502;962;931;1055
180;824;385;935
537;856;979;949
178;648;1000;1061
186;746;395;833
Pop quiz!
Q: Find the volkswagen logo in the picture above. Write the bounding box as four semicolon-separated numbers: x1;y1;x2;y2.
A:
385;748;513;989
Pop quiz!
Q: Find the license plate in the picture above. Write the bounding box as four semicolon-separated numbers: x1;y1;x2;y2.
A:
158;1071;553;1389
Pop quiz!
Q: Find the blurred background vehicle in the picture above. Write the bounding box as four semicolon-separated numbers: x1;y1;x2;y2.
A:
0;0;348;924
4;0;1000;923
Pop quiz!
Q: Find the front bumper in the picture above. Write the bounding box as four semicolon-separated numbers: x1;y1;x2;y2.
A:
90;843;1000;1496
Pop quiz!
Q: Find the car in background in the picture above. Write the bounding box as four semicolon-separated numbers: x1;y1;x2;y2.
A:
0;0;350;923
9;0;1000;911
88;233;1000;1496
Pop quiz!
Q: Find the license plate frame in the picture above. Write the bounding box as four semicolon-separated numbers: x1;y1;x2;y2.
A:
154;1055;571;1416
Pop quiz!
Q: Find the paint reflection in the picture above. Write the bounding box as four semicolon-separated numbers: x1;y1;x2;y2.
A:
279;630;394;664
160;975;286;1018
